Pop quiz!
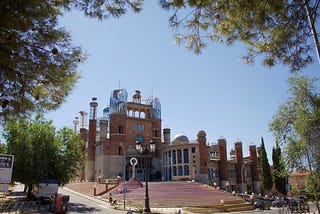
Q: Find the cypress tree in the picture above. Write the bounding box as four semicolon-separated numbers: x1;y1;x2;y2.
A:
272;142;287;195
260;137;273;191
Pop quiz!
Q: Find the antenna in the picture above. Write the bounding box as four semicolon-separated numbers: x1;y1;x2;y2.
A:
118;80;121;89
151;85;154;100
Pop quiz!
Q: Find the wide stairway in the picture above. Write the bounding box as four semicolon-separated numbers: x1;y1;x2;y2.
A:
111;181;254;212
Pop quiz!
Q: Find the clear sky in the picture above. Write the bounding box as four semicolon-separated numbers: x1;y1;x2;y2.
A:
43;1;319;160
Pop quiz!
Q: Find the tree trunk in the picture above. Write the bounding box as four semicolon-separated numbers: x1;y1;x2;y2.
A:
27;184;33;199
304;0;320;64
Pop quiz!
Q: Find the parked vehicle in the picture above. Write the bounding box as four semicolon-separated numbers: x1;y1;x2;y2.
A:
253;199;271;210
271;199;287;207
288;198;310;213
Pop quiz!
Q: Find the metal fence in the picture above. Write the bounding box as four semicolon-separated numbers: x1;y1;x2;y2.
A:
0;201;41;213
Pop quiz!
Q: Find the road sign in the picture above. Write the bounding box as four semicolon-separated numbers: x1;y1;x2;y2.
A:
0;154;14;192
286;184;292;191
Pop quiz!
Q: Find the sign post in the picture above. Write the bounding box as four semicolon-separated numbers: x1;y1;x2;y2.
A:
0;154;14;193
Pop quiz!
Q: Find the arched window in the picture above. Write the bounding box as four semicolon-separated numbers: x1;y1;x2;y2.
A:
172;150;176;164
177;150;182;164
173;166;177;176
183;149;189;163
178;165;183;176
184;165;189;176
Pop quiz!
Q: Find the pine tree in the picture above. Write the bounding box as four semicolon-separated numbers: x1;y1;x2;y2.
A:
260;137;273;191
272;142;287;195
0;0;142;120
160;0;319;71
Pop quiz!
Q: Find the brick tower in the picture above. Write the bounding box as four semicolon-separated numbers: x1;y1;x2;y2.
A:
218;138;228;187
103;89;162;181
87;97;98;181
197;130;208;182
163;128;171;146
235;141;243;191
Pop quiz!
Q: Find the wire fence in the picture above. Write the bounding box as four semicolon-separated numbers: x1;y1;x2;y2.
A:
277;205;319;214
0;201;41;213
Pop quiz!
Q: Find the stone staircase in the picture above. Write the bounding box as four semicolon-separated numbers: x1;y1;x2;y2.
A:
111;181;254;212
65;181;255;212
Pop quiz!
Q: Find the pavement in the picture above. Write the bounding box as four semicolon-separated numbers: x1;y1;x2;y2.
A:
64;180;254;213
4;182;320;214
1;180;252;213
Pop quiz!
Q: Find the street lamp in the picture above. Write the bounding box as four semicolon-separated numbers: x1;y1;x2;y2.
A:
119;143;126;210
241;160;253;193
73;117;79;132
135;140;156;213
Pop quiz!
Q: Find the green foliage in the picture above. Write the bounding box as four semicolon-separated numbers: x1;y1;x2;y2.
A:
269;75;320;213
272;141;287;195
305;171;320;199
3;115;85;188
0;0;143;120
54;127;86;184
269;75;320;172
0;142;7;154
160;0;319;71
260;137;273;191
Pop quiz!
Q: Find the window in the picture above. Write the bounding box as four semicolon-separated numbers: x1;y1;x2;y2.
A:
177;150;182;164
134;123;144;131
154;129;159;137
191;147;196;153
118;146;123;155
211;168;219;178
118;125;124;133
183;149;189;163
184;165;189;176
173;166;177;176
178;165;183;176
210;151;218;158
168;151;172;165
172;150;176;164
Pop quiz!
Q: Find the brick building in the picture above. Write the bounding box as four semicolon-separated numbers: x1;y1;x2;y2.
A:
76;88;262;194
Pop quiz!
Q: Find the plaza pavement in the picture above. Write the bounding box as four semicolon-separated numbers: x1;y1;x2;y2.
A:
64;180;254;213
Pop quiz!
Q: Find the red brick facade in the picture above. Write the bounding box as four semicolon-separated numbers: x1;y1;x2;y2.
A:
235;142;243;184
218;139;228;182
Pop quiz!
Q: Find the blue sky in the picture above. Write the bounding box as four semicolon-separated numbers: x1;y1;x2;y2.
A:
41;1;319;160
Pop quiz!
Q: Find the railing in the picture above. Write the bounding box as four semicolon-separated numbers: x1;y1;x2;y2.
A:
0;201;41;213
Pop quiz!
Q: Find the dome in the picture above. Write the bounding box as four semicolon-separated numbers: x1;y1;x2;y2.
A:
172;134;189;144
197;130;206;137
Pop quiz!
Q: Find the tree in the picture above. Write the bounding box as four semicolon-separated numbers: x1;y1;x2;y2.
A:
0;141;7;154
160;0;319;71
2;0;318;119
272;141;287;195
0;0;142;120
260;137;273;192
53;127;86;184
3;115;85;197
269;75;320;212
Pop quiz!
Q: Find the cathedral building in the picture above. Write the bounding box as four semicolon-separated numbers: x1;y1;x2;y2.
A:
76;89;262;194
